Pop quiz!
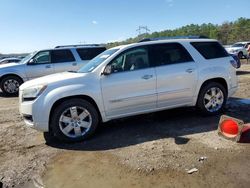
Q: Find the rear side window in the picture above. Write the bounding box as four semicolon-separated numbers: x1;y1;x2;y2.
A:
77;47;106;60
51;50;75;63
148;43;193;66
191;42;229;59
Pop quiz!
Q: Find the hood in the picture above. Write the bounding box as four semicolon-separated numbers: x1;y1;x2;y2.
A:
20;71;87;90
0;62;20;69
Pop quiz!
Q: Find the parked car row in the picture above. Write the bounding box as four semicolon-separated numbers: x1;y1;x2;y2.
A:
0;45;106;95
17;38;238;142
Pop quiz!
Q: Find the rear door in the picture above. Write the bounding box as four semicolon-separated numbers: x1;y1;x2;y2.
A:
51;49;77;73
149;43;198;108
25;50;54;79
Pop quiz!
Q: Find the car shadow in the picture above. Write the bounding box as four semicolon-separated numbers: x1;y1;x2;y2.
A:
45;107;225;151
44;97;250;151
0;91;17;98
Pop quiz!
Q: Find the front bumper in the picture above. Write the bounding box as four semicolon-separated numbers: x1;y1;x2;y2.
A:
19;91;49;132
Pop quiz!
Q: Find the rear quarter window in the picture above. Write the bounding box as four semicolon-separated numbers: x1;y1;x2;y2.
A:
191;42;229;59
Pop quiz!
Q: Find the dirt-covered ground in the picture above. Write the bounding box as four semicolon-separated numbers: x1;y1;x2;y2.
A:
0;63;250;188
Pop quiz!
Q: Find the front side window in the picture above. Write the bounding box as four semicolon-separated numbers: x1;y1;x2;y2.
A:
109;47;150;73
232;43;244;48
51;50;75;63
149;43;193;66
33;51;50;64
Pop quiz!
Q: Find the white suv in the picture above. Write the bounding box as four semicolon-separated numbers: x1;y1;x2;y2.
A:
19;39;238;142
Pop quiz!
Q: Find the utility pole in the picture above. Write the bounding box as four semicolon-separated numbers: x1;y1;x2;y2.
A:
136;26;150;35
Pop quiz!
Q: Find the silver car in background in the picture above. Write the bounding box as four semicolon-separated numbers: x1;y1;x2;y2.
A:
0;58;21;65
0;45;106;96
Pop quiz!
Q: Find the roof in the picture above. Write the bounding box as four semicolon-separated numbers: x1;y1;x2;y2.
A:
111;38;218;51
235;41;250;44
55;44;106;49
38;44;106;52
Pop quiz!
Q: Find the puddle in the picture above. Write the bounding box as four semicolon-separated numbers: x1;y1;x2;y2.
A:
227;98;250;109
39;152;183;188
237;99;250;105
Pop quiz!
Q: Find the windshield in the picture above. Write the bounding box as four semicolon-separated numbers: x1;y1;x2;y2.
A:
232;43;244;48
19;52;36;64
78;49;119;73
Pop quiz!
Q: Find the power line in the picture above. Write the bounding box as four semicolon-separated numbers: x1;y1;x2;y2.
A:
136;26;150;35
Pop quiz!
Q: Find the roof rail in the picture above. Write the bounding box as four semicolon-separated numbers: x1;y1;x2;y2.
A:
139;35;209;43
55;44;103;48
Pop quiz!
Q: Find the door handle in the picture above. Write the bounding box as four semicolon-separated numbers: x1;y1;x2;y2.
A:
186;68;194;73
72;62;77;66
142;75;153;80
45;65;51;69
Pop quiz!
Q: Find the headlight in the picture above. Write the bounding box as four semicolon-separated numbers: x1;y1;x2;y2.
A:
22;85;47;100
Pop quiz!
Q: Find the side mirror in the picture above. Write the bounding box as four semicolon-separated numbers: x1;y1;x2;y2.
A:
102;65;112;75
28;59;35;65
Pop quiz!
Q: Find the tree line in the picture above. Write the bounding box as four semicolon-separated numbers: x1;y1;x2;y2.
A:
107;17;250;48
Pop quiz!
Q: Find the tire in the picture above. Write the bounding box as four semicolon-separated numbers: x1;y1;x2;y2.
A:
238;52;243;59
50;98;99;143
0;75;23;96
43;132;57;144
196;82;227;116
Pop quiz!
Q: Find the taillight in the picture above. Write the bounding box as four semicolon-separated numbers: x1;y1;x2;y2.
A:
230;60;238;69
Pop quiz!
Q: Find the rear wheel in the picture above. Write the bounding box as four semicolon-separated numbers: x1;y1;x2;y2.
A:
50;98;99;142
196;82;227;115
0;75;23;96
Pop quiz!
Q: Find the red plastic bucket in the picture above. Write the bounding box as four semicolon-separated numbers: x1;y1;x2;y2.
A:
220;119;239;138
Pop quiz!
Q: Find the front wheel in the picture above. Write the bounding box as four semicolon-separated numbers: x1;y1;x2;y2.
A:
50;98;99;142
196;82;227;115
0;75;23;96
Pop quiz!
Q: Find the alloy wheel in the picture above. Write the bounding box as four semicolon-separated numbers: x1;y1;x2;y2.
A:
59;106;92;138
3;79;20;94
203;87;224;113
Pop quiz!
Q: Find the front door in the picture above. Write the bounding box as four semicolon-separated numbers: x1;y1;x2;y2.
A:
101;47;157;118
25;50;54;80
